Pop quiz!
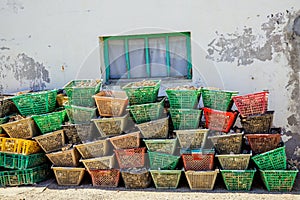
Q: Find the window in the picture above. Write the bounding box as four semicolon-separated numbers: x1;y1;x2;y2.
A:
100;32;192;81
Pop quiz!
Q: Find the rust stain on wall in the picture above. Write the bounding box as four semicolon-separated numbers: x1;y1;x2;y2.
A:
0;53;50;91
207;11;288;66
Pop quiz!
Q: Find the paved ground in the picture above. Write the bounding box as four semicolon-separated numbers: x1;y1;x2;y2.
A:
0;176;299;200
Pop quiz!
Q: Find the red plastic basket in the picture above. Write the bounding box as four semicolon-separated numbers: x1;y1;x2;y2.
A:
182;151;215;171
88;169;120;187
202;108;238;133
245;134;282;154
232;91;268;117
114;147;146;169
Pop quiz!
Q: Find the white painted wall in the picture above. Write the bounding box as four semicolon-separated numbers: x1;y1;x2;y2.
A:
0;0;299;130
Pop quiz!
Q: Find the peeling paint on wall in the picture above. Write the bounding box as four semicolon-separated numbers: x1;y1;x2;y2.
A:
0;53;50;91
0;0;24;13
206;11;289;66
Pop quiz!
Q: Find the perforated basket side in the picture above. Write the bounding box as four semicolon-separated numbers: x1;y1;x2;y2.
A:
109;131;140;150
185;169;219;190
150;170;182;189
136;117;169;139
74;139;109;159
80;154;115;170
143;138;177;154
52;166;85;186
245;134;281;154
33;130;66;153
216;153;251;170
46;148;81;167
208;133;243;154
176;129;209;149
166;89;201;109
88;169;120;187
1;117;38;139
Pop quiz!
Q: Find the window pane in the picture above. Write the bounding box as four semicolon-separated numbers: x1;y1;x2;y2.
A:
149;37;167;77
128;39;147;78
169;36;188;77
108;40;127;79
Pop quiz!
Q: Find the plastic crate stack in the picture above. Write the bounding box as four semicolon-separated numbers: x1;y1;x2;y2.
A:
165;86;219;190
232;91;298;191
121;80;167;189
201;88;256;191
0;91;60;187
44;79;101;186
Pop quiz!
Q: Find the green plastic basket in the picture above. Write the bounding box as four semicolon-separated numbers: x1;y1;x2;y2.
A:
32;109;67;134
221;169;256;191
169;109;201;130
148;151;180;170
122;80;161;105
259;169;299;191
150;169;182;189
10;90;57;116
0;116;9;134
129;98;165;124
252;146;287;170
64;104;97;124
63;79;102;107
0;163;50;186
0;152;47;170
166;89;201;109
201;88;238;111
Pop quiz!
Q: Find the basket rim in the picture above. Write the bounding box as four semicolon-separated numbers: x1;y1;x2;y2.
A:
232;91;269;100
240;110;274;119
74;138;108;148
220;168;257;173
91;113;129;122
93;90;128;100
201;88;239;94
185;169;220;175
120;167;149;174
175;128;209;134
0;117;33;127
150;169;183;173
251;146;285;158
259;169;299;173
165;88;201;93
215;152;252;158
128;97;165;109
51;165;86;171
80;154;115;163
32;129;64;140
63;79;102;89
63;104;98;111
143;138;177;144
245;133;281;138
122;80;161;89
135;116;168;127
47;147;76;155
9;89;58;99
208;132;243;139
109;131;140;141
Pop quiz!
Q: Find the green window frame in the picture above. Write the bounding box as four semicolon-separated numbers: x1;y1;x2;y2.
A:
100;32;192;81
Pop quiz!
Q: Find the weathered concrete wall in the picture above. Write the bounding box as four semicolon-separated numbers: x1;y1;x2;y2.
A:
0;0;300;169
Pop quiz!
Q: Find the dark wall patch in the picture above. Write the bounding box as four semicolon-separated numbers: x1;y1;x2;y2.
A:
293;16;300;36
0;47;10;50
0;53;50;91
207;12;288;66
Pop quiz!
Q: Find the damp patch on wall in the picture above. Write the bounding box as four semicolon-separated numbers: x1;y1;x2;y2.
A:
206;11;289;66
0;53;50;91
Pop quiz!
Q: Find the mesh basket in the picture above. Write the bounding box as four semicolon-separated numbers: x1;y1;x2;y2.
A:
182;151;215;171
245;134;282;154
52;166;85;186
88;169;120;187
136;117;169;139
80;154;115;171
61;124;82;145
0;152;47;170
0;163;50;187
0;117;38;139
56;94;69;107
0;137;41;155
232;91;269;117
185;169;219;190
166;88;201;109
221;169;256;191
32;109;67;134
0;116;9;134
150;170;181;189
10;90;57;116
0;98;17;118
33;130;65;153
148;151;180;170
93;91;128;117
201;88;238;111
240;111;274;134
46;148;81;167
203;108;238;133
169;109;202;130
216;153;252;170
114;147;146;169
176;129;209;149
92;114;130;137
109;131;140;149
64;104;97;124
129;98;165;124
259;169;298;191
122;80;161;105
121;168;152;189
143;138;177;154
208;133;243;154
74;139;109;159
63;79;102;107
252;146;287;170
72;123;101;143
